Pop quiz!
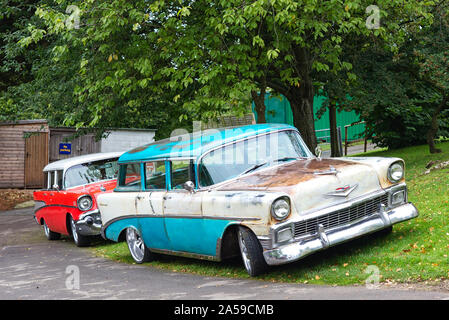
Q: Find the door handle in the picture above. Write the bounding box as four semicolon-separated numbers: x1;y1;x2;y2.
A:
136;195;144;200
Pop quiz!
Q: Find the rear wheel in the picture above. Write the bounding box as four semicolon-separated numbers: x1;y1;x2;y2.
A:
69;216;90;247
43;220;60;240
237;227;268;277
126;228;154;263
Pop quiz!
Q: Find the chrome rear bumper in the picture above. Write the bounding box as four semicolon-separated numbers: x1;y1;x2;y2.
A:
263;202;418;266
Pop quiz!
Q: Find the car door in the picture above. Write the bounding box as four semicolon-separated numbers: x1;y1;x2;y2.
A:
163;159;209;255
44;170;68;234
135;160;171;250
100;162;142;240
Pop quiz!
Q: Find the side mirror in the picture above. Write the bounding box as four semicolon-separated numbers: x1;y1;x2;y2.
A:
315;146;322;160
52;184;60;191
183;181;195;193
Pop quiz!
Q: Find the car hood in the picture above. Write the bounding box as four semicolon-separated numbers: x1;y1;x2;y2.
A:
216;158;382;214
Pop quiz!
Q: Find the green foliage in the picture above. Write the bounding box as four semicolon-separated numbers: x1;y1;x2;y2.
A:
345;3;449;150
0;0;440;145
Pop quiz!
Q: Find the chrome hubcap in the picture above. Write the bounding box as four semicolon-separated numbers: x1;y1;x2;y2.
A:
43;222;50;237
238;231;252;273
71;218;78;243
126;228;145;262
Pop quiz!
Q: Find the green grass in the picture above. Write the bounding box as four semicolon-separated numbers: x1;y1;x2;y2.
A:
92;141;449;286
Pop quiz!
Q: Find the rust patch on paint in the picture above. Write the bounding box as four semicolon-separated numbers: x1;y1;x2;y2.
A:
219;158;360;191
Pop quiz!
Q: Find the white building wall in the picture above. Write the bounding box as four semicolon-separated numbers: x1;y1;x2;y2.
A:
100;130;156;153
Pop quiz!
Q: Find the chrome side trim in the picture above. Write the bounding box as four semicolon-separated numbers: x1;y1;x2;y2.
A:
33;200;46;212
150;248;219;262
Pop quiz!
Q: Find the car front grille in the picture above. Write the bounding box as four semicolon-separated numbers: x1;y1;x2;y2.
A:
293;193;389;238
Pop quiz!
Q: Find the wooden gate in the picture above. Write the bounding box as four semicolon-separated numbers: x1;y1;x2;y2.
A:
24;132;49;188
49;128;101;162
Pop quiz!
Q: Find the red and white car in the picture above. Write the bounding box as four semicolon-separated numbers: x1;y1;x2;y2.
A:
33;152;122;246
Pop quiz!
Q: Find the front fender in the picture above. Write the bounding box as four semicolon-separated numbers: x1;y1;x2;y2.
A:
201;190;290;236
342;157;405;188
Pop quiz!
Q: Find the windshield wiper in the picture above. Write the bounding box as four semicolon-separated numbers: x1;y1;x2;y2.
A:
273;157;298;163
238;162;269;177
237;157;299;177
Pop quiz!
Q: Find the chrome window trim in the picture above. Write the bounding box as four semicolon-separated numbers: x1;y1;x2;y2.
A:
115;157;196;192
64;178;116;190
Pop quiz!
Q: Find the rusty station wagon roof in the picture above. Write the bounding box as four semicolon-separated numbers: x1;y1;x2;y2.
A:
119;123;296;163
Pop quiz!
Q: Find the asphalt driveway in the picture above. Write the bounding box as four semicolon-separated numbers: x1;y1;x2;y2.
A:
1;207;449;300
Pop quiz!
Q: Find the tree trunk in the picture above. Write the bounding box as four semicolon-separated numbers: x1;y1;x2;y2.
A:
328;103;341;157
251;88;266;123
285;84;317;153
426;95;448;154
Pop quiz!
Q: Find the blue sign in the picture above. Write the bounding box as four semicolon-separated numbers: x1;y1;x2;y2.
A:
59;143;72;155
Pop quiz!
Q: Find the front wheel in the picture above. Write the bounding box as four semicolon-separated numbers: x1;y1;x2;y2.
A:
237;227;268;277
126;228;154;264
43;220;61;240
69;216;90;247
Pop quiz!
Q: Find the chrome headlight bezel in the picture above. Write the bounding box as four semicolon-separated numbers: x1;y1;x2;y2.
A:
77;195;93;211
387;161;404;183
271;197;291;221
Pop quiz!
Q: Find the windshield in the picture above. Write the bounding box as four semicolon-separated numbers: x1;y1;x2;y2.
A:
64;158;119;188
198;130;310;187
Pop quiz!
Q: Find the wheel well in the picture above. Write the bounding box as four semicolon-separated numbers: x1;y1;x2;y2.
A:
117;228;127;242
219;224;241;260
66;213;73;235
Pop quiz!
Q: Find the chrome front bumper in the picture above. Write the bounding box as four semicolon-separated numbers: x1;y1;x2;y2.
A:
75;209;102;236
263;202;418;266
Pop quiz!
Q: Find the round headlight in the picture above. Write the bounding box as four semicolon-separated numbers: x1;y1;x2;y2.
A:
77;195;93;211
271;197;291;221
388;162;404;183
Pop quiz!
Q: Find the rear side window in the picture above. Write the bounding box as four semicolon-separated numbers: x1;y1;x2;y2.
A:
170;160;195;190
145;161;167;190
117;163;141;191
56;170;63;190
47;171;55;189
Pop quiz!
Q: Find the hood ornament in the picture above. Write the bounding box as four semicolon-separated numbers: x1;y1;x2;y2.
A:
326;184;358;197
313;165;339;175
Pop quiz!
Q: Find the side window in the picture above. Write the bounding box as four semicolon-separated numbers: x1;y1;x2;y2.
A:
170;160;195;190
47;172;54;189
56;170;63;190
118;163;142;191
145;161;166;190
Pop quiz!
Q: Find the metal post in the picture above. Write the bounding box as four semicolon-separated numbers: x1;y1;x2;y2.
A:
344;125;348;156
337;127;343;157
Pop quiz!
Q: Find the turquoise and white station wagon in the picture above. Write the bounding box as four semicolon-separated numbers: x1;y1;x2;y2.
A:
97;124;418;276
